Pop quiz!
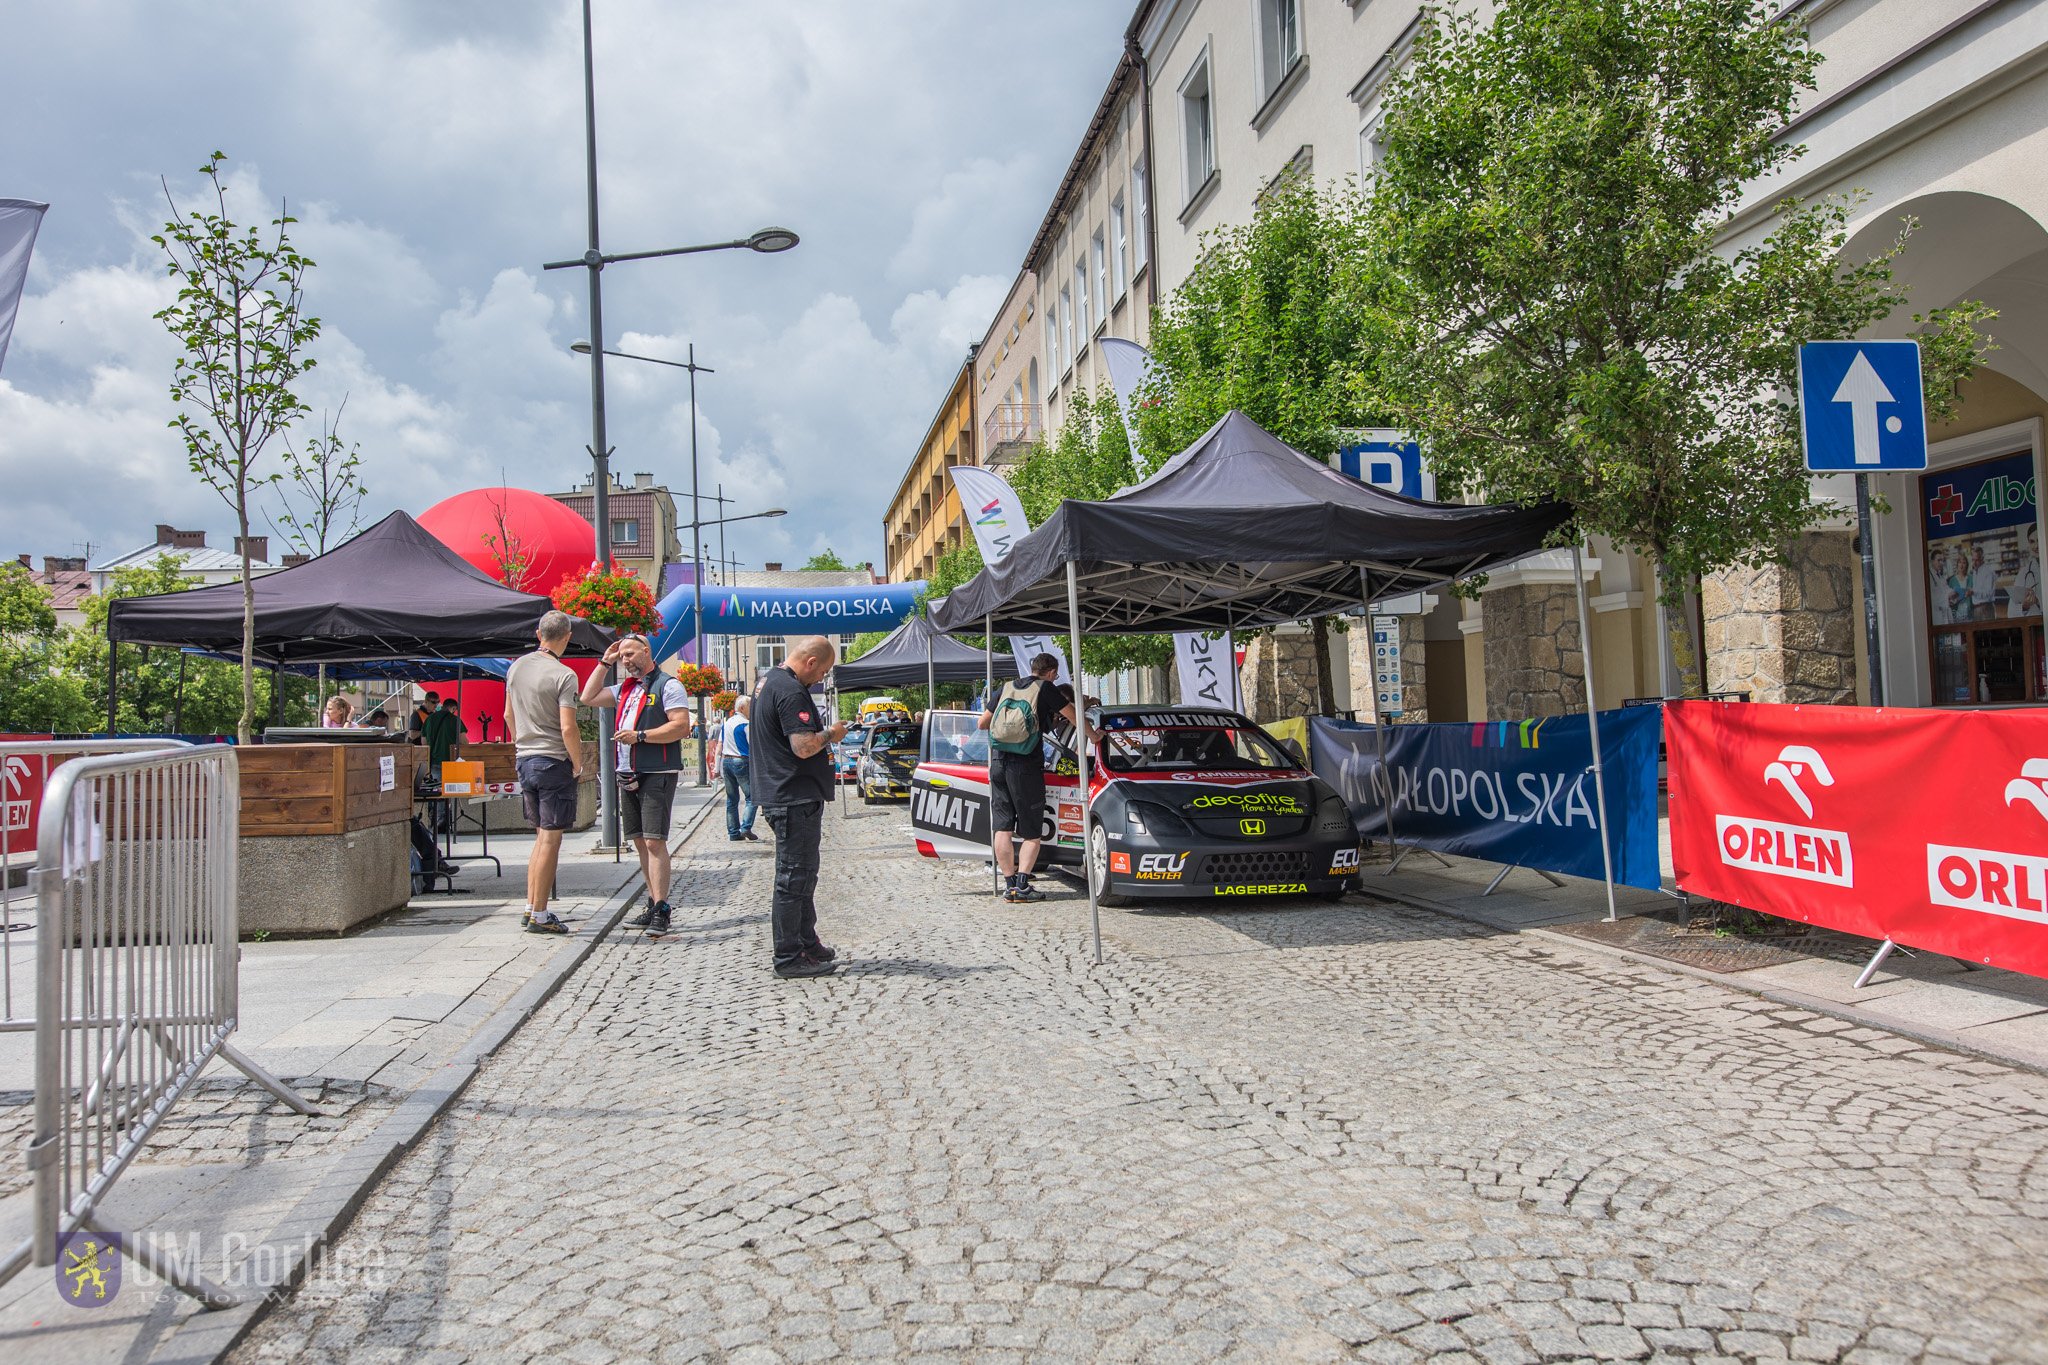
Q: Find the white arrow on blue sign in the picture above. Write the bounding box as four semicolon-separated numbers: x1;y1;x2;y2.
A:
1797;340;1928;472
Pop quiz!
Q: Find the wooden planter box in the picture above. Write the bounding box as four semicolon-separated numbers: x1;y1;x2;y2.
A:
240;742;413;837
459;742;518;784
237;742;413;935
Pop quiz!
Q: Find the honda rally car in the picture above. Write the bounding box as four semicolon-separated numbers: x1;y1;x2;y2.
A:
910;705;1360;904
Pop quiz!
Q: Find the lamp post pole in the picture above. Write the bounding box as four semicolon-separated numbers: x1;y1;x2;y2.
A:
688;343;711;787
544;0;797;842
575;0;620;851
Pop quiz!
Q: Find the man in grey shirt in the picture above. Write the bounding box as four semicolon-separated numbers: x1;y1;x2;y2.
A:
505;610;585;934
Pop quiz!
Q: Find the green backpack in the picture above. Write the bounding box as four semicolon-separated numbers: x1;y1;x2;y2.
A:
988;679;1043;755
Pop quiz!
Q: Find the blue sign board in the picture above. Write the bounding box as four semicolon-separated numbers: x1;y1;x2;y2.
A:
1798;340;1928;472
1337;429;1432;500
1306;707;1664;890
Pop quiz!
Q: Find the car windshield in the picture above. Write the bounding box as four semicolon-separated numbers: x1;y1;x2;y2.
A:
868;724;917;751
1096;719;1295;773
837;729;866;751
925;710;989;765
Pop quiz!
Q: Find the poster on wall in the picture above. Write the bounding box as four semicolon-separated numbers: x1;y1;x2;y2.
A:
1921;451;2043;703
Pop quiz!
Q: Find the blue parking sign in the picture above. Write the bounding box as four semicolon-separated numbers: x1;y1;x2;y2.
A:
1338;430;1433;500
1798;340;1927;472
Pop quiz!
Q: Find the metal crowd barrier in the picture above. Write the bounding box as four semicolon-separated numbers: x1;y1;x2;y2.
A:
0;740;318;1308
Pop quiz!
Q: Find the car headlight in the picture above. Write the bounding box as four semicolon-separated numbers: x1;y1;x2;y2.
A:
1127;800;1192;836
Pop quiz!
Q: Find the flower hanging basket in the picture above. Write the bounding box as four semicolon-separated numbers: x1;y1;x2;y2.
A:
674;662;726;698
710;688;740;715
550;562;663;636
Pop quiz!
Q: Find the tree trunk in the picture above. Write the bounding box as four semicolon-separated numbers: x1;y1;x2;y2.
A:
1311;616;1336;716
238;497;256;744
1655;557;1706;699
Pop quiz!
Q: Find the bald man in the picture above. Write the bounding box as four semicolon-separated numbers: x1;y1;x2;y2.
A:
749;635;849;978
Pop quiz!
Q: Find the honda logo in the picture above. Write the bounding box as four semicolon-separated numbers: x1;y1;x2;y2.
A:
1240;818;1266;836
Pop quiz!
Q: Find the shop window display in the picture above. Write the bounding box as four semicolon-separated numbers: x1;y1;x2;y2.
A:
1921;450;2043;703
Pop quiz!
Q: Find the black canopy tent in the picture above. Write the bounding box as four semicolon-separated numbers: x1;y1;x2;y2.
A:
106;511;610;727
928;410;1578;960
831;611;990;691
931;411;1571;636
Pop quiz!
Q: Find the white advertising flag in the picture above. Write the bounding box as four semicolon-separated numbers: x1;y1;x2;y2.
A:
1097;336;1155;460
1174;631;1241;711
0;200;49;376
946;464;1071;685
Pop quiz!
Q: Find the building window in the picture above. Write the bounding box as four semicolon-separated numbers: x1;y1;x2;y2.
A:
611;518;639;545
1257;0;1302;102
1060;285;1074;370
1179;54;1216;204
757;636;788;673
1921;451;2044;703
1091;229;1108;324
1132;155;1150;273
1044;314;1059;383
1110;196;1128;300
1074;261;1091;342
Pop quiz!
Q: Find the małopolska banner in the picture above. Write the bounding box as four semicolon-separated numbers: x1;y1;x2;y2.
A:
649;583;921;660
1667;700;2048;978
947;464;1072;685
1307;707;1663;889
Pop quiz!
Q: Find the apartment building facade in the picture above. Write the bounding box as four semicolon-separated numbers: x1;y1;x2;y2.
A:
975;271;1044;470
884;354;978;585
1030;50;1158;436
550;472;682;587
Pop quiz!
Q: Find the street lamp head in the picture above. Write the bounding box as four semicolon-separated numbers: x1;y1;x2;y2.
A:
570;339;593;355
765;508;788;517
746;227;800;254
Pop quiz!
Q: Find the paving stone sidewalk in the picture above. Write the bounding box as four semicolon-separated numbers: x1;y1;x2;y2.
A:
236;799;2048;1363
0;786;716;1365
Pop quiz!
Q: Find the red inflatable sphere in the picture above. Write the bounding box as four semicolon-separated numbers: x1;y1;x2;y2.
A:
418;487;599;597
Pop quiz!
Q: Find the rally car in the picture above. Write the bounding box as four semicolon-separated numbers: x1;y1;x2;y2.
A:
910;705;1360;904
832;725;867;784
857;720;920;803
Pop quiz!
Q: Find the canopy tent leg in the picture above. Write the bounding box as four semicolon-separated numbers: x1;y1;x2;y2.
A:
104;622;118;734
1359;568;1405;872
986;615;999;896
1068;562;1100;966
1571;543;1621;924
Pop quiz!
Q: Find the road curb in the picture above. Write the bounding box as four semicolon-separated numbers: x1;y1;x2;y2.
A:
1358;882;2048;1081
154;792;724;1365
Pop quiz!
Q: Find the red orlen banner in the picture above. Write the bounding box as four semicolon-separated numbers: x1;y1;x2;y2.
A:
0;735;54;854
1667;701;2048;978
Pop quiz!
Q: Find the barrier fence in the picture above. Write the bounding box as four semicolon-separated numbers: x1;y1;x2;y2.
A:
0;740;317;1309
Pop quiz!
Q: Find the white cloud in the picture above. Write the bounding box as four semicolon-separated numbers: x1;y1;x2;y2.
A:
0;2;1130;575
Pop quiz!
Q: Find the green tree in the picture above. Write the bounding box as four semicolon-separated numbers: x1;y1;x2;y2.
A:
154;151;322;741
1364;0;1992;692
1138;182;1382;464
0;563;96;733
1139;182;1387;708
56;556;316;735
802;548;853;572
922;390;1170;677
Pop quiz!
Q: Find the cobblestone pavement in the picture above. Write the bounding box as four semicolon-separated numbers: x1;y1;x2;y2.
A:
236;803;2048;1364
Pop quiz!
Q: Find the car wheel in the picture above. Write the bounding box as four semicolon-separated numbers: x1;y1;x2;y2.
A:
1086;822;1132;908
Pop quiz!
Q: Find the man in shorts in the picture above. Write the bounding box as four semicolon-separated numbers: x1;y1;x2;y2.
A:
977;652;1078;903
580;633;693;933
505;610;585;934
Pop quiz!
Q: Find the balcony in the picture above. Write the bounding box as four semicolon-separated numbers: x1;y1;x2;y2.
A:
982;403;1043;467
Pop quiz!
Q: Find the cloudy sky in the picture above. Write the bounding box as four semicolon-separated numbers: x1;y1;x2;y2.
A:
0;1;1129;581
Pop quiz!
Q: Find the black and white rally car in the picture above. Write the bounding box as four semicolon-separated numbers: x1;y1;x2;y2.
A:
910;705;1361;904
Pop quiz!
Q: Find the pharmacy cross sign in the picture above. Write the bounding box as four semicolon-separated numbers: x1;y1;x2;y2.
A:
1929;484;1966;526
1797;340;1929;473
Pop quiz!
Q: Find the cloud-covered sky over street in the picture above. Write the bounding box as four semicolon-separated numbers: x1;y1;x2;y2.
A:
0;1;1128;575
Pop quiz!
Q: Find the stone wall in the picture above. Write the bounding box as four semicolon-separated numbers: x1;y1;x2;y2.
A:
1241;630;1321;722
1482;583;1585;718
1702;529;1857;703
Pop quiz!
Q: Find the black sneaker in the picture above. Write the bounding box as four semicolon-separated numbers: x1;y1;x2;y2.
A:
774;954;837;979
808;943;837;962
742;830;761;842
648;907;672;935
526;911;570;936
1011;882;1046;903
624;907;658;929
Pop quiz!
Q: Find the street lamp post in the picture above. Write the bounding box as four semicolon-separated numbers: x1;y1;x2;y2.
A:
544;0;797;846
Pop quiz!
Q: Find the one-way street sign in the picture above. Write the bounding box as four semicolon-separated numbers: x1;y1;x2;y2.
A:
1798;339;1928;472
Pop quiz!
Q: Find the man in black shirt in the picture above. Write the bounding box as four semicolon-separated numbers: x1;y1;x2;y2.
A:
978;652;1078;903
749;635;848;978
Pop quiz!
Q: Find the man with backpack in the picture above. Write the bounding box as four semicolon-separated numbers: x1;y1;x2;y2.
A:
977;652;1078;904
